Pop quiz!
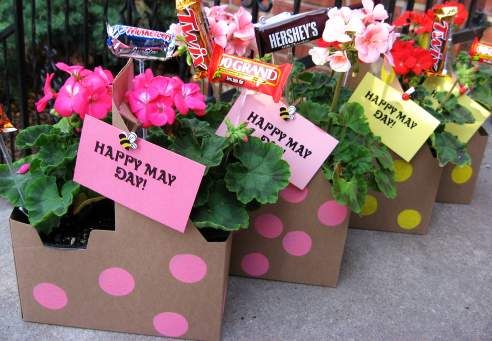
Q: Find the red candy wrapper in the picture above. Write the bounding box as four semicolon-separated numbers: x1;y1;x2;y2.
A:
470;37;492;64
428;6;457;75
176;0;212;79
208;46;293;103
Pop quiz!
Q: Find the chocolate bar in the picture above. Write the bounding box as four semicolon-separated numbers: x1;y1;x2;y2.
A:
255;9;328;56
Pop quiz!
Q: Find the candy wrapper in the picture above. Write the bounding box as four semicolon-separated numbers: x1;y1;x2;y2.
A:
470;37;492;64
0;105;16;133
208;46;293;103
176;0;212;79
106;24;176;61
255;9;328;56
428;6;457;75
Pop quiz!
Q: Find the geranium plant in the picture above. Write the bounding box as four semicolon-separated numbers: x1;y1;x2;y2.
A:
295;0;397;213
0;63;113;235
288;63;396;213
124;69;290;231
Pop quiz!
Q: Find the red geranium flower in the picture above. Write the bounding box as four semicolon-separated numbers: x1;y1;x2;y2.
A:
394;11;433;34
390;39;433;75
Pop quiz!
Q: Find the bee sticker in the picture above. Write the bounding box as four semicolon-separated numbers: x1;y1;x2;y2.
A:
279;105;296;121
119;131;138;150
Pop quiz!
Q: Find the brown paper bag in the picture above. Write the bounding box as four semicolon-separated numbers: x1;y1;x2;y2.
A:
9;205;231;341
350;145;443;235
436;129;489;204
230;170;349;287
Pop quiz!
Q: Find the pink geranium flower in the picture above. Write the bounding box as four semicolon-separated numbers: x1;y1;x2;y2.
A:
361;0;389;24
328;51;352;72
54;78;89;117
125;69;204;127
55;62;91;80
174;82;206;116
35;73;56;112
16;163;30;174
355;22;393;63
323;7;364;43
204;5;255;57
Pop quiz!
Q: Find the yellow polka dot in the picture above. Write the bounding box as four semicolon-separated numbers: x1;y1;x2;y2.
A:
451;165;473;184
397;209;422;230
361;195;378;216
394;160;413;182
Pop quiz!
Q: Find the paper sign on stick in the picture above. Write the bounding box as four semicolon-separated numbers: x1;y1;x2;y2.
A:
424;76;490;143
216;93;338;189
74;115;206;233
348;73;440;162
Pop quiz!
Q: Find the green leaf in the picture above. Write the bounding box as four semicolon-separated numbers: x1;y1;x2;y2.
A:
225;137;290;204
470;85;492;111
431;131;471;166
36;134;78;174
203;101;232;129
24;176;80;234
297;100;331;125
437;94;475;125
170;133;227;168
0;155;35;206
331;173;367;214
373;167;397;199
179;117;215;137
15;125;53;149
337;102;371;135
192;180;249;231
147;127;171;148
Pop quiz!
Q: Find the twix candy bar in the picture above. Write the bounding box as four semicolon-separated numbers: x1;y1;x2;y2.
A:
255;9;328;56
176;0;212;79
470;37;492;64
428;6;457;74
208;46;293;103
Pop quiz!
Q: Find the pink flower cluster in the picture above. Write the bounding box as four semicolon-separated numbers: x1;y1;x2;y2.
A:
125;69;206;128
204;6;255;56
35;63;113;120
309;0;397;71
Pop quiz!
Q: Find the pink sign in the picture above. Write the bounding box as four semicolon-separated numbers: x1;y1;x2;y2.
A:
216;93;338;189
74;115;206;233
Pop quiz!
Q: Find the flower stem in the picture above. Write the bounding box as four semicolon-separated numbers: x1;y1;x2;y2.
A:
330;72;345;113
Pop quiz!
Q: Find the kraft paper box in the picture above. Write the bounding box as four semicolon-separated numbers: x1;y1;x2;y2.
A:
350;145;443;235
230;170;349;287
437;129;489;204
9;204;231;341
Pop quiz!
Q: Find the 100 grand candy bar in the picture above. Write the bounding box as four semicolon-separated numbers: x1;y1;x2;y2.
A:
208;46;293;103
255;9;328;56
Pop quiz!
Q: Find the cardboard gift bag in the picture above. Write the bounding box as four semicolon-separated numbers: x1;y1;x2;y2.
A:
9;205;231;341
350;145;443;235
436;129;489;204
230;170;349;287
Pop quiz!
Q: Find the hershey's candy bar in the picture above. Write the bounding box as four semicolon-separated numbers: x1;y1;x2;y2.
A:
255;9;328;56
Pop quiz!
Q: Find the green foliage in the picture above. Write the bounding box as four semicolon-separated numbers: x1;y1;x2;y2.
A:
225;137;290;204
413;85;474;166
430;131;471;166
0;116;99;234
191;180;249;231
157;114;290;231
290;69;397;214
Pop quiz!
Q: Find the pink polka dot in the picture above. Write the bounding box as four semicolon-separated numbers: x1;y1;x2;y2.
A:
280;184;309;203
317;200;348;227
32;283;68;310
153;312;189;337
98;267;135;296
241;252;269;277
282;231;312;256
254;213;283;239
169;254;207;284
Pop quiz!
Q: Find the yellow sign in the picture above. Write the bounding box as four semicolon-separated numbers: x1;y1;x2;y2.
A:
349;73;440;162
424;76;490;143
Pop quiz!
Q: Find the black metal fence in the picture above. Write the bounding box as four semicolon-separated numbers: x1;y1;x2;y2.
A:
0;0;488;160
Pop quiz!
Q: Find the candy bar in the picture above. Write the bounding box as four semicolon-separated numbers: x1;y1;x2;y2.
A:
106;24;176;61
176;0;212;79
428;6;457;74
255;9;328;56
0;105;16;134
470;37;492;64
208;46;292;103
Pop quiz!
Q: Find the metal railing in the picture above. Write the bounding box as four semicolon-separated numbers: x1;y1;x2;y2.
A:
0;0;488;160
